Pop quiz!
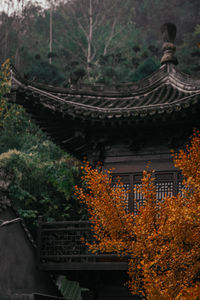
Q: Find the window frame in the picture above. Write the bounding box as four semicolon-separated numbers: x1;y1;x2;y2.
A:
112;171;183;212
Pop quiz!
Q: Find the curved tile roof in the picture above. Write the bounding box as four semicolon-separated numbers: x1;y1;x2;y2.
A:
11;63;200;122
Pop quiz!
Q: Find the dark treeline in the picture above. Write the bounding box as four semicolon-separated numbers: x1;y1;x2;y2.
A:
1;0;200;85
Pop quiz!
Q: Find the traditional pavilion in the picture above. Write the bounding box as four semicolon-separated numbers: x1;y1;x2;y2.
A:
10;23;200;211
8;23;200;299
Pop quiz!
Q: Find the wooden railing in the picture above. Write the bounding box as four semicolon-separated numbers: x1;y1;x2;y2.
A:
37;172;183;272
37;219;129;271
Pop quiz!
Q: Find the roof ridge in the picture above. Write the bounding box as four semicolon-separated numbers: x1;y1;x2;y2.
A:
11;64;169;95
11;64;200;98
20;80;200;113
167;64;200;88
11;207;37;249
10;63;200;122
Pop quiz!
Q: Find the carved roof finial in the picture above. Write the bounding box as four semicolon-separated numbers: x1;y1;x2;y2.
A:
160;23;178;65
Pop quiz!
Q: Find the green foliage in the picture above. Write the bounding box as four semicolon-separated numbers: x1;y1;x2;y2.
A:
0;59;11;99
25;60;65;86
1;0;200;84
0;61;85;235
0;1;161;85
128;58;160;81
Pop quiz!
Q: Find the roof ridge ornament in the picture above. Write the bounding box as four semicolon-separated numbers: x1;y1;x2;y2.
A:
160;23;178;66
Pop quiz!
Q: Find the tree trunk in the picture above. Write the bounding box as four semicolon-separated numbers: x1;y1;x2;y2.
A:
87;0;93;77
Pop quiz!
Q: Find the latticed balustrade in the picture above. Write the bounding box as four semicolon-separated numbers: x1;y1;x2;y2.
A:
38;171;183;271
37;220;129;271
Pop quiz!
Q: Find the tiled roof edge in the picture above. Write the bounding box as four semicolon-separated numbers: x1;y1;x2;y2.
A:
11;64;169;96
11;64;200;96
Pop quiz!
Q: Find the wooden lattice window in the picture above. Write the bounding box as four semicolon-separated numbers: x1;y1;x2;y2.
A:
155;173;174;201
133;174;144;212
112;175;130;211
112;171;183;213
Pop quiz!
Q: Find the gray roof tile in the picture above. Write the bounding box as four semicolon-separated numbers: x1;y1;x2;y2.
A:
10;64;200;123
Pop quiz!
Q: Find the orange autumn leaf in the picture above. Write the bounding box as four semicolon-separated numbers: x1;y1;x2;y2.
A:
75;132;200;299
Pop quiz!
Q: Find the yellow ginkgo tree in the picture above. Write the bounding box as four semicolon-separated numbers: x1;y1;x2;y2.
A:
75;132;200;300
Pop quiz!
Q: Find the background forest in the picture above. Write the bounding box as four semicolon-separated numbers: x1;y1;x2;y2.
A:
0;61;87;238
1;0;200;85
